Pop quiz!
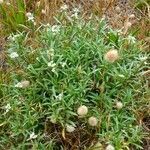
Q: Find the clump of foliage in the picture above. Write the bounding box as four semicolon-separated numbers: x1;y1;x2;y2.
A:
0;15;149;149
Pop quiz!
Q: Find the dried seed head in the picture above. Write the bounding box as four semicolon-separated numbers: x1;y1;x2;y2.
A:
115;6;121;13
116;101;123;109
129;14;135;19
77;105;88;116
66;125;75;133
106;144;115;150
0;0;3;4
104;49;119;63
88;116;98;126
21;80;30;88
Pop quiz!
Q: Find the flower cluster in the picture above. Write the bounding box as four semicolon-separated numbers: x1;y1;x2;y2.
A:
4;103;11;114
51;25;60;34
47;61;56;72
26;12;36;25
60;4;68;12
9;52;19;59
15;80;30;88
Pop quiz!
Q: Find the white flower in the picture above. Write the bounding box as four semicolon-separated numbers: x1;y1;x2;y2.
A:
73;8;80;13
71;8;80;19
5;104;11;113
26;12;34;22
8;33;22;41
55;93;63;101
27;132;37;141
9;52;19;58
139;56;147;61
15;80;30;88
71;12;78;19
61;62;66;67
51;25;60;33
52;68;56;73
66;124;75;133
47;48;54;58
60;4;68;11
127;35;136;43
15;82;23;88
105;144;115;150
0;0;3;4
48;61;56;67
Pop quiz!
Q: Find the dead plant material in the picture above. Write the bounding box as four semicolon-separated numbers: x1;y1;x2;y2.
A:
44;119;98;149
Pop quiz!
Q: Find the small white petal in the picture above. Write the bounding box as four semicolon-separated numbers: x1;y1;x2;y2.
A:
61;62;66;67
60;4;68;11
55;93;63;100
5;104;11;113
9;52;19;58
27;132;37;141
15;82;23;88
51;25;60;33
26;12;34;22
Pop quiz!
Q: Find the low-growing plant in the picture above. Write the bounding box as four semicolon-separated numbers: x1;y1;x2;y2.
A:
0;13;149;149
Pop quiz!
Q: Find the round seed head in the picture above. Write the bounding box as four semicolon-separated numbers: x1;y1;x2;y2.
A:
129;14;135;19
115;6;121;13
88;116;98;126
116;101;123;109
77;105;88;116
104;49;119;63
